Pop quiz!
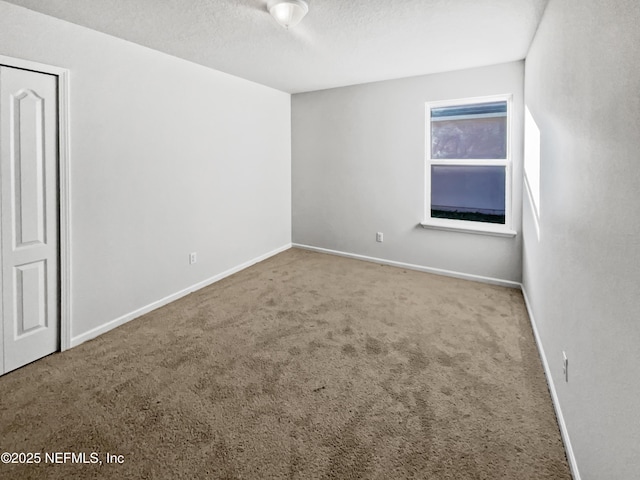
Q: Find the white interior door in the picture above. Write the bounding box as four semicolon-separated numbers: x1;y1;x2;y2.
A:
0;66;59;374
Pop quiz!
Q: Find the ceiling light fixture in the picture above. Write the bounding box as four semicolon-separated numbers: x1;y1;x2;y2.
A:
268;0;309;29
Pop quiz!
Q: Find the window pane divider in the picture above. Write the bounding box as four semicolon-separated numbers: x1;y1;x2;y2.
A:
430;159;508;167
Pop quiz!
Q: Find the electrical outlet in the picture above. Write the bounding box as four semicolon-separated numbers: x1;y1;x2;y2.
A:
189;252;197;265
376;232;383;243
562;351;568;382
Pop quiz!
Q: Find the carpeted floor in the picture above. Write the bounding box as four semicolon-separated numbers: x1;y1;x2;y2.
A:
0;248;571;479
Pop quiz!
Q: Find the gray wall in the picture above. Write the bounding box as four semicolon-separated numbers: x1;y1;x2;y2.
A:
0;1;291;341
292;62;524;284
523;0;640;478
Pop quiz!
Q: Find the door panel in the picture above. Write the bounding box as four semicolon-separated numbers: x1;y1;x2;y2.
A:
15;260;48;335
1;66;59;374
13;89;47;247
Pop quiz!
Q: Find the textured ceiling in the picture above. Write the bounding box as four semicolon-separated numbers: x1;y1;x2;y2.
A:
4;0;549;93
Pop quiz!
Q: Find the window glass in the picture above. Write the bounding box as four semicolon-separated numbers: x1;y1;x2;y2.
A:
431;165;506;224
431;101;507;159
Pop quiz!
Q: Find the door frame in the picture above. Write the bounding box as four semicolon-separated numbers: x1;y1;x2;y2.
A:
0;54;71;361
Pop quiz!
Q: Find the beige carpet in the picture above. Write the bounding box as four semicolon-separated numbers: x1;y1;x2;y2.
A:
0;248;570;479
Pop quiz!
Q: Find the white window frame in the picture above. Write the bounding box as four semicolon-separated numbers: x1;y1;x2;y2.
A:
421;94;516;237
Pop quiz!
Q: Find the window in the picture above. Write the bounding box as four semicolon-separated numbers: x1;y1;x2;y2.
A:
422;95;515;236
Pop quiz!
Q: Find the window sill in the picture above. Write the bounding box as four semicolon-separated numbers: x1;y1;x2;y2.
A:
419;220;517;238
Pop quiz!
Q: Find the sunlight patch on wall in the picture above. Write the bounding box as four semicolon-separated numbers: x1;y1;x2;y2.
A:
524;105;541;240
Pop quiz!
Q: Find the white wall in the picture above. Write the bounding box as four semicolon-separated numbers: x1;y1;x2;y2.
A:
523;0;640;478
0;1;291;342
292;62;524;284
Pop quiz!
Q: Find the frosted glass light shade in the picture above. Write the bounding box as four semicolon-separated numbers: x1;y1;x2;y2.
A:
268;0;309;29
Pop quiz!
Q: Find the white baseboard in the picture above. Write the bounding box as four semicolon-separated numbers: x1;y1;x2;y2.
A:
292;243;521;289
70;243;292;347
521;287;581;480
